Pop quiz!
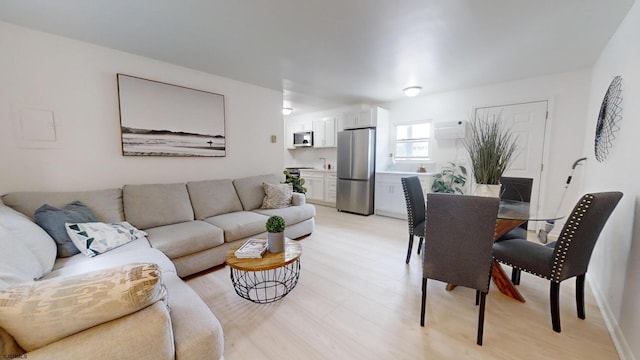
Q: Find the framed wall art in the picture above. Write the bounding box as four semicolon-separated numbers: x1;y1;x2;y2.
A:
594;75;622;162
117;74;226;157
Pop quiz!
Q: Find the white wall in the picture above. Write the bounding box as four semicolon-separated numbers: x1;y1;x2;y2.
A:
581;3;640;359
0;21;284;194
382;70;593;227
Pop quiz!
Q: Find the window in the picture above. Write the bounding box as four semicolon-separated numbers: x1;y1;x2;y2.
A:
394;122;431;161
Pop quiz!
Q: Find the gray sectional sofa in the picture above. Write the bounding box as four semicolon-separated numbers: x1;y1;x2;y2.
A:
0;173;316;359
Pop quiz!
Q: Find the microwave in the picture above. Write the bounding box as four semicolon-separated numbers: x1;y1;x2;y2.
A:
293;131;314;147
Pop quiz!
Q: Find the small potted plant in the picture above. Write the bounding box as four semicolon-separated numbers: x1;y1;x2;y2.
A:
283;170;307;194
265;215;286;253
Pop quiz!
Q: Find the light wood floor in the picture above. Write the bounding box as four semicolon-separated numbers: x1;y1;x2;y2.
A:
187;205;618;359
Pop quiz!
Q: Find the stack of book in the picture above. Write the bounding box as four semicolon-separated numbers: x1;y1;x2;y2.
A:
234;239;268;258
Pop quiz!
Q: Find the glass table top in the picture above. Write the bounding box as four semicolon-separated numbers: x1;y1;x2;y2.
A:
498;199;564;221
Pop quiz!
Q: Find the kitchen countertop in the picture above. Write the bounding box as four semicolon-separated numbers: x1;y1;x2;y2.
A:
376;170;437;176
298;168;336;173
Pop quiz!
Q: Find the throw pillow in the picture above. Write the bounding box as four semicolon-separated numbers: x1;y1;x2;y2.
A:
0;203;57;276
0;263;167;351
261;183;293;209
35;201;98;257
65;221;147;257
0;225;44;290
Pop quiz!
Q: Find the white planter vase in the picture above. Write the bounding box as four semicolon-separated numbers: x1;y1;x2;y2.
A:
473;183;501;198
267;232;285;253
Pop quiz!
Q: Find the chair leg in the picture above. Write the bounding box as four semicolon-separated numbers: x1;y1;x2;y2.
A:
420;278;427;326
475;290;480;305
550;281;561;332
477;292;487;345
417;237;424;255
576;274;586;320
406;235;414;264
511;268;521;285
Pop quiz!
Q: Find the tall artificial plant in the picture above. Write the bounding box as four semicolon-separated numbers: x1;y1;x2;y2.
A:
464;116;519;185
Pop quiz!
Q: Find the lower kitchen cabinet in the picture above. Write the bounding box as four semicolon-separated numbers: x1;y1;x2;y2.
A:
300;170;336;206
374;172;433;219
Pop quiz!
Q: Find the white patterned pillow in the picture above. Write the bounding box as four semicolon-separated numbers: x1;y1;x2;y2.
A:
0;263;167;351
65;221;147;257
261;183;293;209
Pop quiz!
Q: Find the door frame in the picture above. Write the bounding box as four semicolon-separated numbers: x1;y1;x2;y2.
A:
472;98;555;233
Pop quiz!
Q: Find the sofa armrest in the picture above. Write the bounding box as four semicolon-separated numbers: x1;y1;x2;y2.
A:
25;302;173;360
292;192;306;206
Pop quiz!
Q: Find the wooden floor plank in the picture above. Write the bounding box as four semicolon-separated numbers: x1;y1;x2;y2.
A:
187;205;619;359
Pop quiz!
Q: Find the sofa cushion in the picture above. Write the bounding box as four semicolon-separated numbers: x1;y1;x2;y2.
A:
0;263;167;351
0;225;44;289
35;201;98;258
26;301;174;360
47;239;176;279
144;220;224;259
254;203;317;226
261;182;293;209
233;174;282;210
1;189;124;223
123;183;194;229
187;179;243;219
204;211;269;243
65;222;147;257
0;204;56;275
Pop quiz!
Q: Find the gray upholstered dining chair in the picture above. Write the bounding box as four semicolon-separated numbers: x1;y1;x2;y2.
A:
493;191;623;333
401;176;425;264
420;193;500;345
498;177;534;241
498;176;534;285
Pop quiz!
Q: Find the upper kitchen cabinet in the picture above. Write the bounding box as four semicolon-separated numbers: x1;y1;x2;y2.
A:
312;116;337;148
342;107;384;130
285;120;313;149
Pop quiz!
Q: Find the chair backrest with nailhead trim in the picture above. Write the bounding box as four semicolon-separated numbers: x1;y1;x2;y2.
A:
551;192;623;282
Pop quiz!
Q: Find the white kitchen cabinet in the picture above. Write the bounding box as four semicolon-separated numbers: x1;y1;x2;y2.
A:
312;116;336;148
374;172;433;219
300;170;337;206
325;172;337;203
300;170;325;203
342;108;380;130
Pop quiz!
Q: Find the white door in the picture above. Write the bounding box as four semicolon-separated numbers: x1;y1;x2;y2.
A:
474;101;549;231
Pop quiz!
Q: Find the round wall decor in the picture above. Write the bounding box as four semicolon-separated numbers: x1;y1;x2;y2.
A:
594;75;622;162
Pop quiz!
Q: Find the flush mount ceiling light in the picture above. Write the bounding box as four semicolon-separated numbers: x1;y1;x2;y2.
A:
403;86;422;97
282;107;293;115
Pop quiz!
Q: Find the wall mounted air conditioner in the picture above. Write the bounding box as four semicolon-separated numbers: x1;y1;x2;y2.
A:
434;120;467;140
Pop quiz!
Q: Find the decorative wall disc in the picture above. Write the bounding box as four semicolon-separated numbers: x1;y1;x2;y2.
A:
594;75;622;162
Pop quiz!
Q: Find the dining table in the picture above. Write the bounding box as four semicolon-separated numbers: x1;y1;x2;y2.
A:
446;199;564;303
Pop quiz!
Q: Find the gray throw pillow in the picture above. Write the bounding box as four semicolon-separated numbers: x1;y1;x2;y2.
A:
35;201;98;257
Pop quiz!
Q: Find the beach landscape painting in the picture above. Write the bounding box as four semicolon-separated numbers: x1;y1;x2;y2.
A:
117;74;225;157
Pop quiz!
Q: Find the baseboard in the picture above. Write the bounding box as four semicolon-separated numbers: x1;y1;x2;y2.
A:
587;274;636;360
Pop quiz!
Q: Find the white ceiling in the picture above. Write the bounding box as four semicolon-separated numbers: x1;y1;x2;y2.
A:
0;1;634;115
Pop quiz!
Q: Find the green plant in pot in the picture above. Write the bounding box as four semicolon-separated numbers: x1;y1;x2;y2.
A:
463;115;518;197
283;170;307;194
431;162;467;194
265;215;286;253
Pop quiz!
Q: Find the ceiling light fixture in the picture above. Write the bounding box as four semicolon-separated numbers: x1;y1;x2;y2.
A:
282;107;293;115
403;86;422;97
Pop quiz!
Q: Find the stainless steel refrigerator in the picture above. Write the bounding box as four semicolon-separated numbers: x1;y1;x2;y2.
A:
336;127;376;215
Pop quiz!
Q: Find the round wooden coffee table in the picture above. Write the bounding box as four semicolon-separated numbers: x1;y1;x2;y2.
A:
225;238;302;303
